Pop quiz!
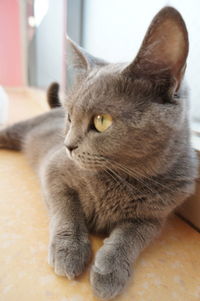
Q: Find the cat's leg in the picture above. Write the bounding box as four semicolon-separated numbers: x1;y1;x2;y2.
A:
90;219;162;299
41;154;91;279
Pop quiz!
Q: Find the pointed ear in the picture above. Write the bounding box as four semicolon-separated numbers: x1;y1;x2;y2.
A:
66;37;107;73
66;37;88;73
123;7;189;92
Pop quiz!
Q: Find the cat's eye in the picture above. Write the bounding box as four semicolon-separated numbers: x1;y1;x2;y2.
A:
93;114;112;132
67;113;71;122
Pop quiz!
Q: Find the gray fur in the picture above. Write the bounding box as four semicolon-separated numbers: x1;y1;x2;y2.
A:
0;7;198;299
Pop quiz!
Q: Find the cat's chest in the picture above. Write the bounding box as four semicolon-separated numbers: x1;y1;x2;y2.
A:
78;172;143;232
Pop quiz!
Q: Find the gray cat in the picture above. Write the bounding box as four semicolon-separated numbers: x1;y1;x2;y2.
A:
0;7;198;299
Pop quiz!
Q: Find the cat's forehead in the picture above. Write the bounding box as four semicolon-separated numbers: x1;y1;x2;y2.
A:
87;63;126;83
66;63;128;115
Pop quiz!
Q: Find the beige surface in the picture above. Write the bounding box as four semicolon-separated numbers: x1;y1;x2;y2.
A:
0;88;200;301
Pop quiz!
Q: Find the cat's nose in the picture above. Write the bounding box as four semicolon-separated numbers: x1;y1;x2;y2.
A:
65;143;78;153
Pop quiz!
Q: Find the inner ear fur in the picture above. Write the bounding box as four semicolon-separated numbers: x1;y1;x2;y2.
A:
123;7;189;91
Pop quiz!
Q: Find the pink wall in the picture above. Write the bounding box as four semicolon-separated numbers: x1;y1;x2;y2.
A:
0;0;24;86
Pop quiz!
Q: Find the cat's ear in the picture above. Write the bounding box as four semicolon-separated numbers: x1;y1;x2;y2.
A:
66;37;107;88
123;7;188;91
66;37;107;73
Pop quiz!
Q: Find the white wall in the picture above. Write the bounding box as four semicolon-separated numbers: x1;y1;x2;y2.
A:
83;0;200;121
35;0;65;88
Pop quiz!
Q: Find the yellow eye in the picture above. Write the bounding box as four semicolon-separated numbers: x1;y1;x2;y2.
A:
93;114;113;132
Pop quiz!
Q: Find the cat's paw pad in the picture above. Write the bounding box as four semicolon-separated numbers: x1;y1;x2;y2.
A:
90;247;131;299
48;236;91;279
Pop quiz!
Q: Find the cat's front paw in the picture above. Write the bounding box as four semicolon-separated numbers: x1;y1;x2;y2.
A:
90;246;131;299
48;235;91;279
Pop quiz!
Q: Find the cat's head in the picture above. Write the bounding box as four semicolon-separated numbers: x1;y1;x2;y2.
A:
64;7;189;175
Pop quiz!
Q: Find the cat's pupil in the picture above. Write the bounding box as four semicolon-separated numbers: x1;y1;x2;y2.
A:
68;114;71;123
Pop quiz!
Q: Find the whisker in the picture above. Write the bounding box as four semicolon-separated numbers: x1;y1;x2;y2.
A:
109;160;167;204
115;161;175;194
93;155;146;196
107;167;140;195
104;169;120;185
112;162;173;191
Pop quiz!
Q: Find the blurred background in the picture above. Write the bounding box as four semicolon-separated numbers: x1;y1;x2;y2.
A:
0;0;200;125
